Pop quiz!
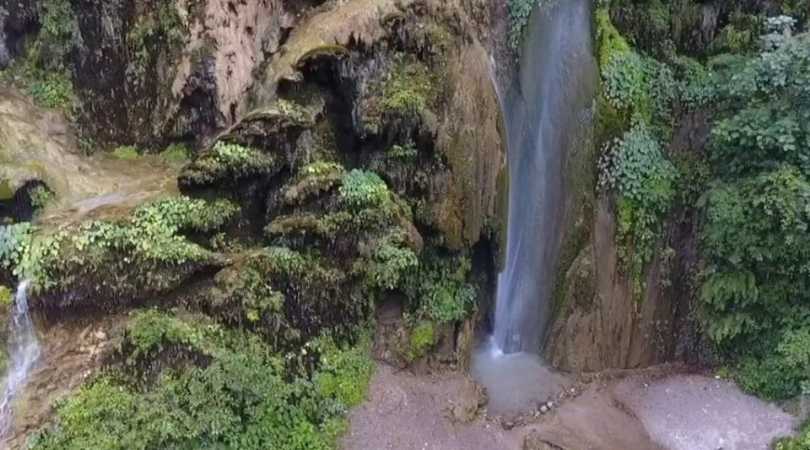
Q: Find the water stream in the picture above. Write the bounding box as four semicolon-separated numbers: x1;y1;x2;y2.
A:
0;281;42;437
472;0;596;414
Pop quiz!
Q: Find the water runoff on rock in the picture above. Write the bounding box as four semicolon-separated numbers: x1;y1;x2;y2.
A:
472;0;596;414
0;281;42;437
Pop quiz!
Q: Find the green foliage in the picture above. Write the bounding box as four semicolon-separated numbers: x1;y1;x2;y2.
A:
38;0;78;69
601;47;676;130
699;33;810;400
339;170;392;211
403;251;476;323
708;35;810;178
311;334;375;408
0;1;77;112
386;141;418;162
599;122;676;292
282;162;345;206
0;222;34;273
180;141;278;187
357;232;418;291
1;197;237;298
507;0;538;50
28;72;74;110
111;146;140;160
31;311;372;450
28;185;55;211
776;421;810;450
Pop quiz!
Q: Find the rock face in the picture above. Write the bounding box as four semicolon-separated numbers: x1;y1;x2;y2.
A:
544;198;697;371
0;1;37;69
70;0;291;145
0;88;177;219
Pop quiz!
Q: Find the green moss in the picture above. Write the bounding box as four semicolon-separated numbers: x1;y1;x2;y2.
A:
407;321;436;362
159;143;190;164
0;286;11;307
595;7;631;69
111;146;140;160
0;180;15;201
380;58;437;117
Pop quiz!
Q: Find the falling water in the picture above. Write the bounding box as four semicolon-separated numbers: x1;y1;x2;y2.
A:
472;0;596;414
493;0;596;354
0;281;41;437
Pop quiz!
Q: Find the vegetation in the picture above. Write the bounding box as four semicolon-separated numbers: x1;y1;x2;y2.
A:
597;1;810;403
507;0;538;49
777;421;810;450
695;31;810;400
0;197;237;301
111;146;141;160
599;121;677;294
180;141;278;187
403;251;477;324
30;310;374;450
379;58;437;118
0;0;77;113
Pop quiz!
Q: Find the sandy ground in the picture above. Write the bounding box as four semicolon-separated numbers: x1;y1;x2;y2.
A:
343;363;798;450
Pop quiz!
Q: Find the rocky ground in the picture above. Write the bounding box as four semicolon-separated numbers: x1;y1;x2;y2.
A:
343;362;798;450
2;314;126;449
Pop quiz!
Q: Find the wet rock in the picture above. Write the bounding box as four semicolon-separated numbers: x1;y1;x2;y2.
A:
448;378;486;423
522;433;564;450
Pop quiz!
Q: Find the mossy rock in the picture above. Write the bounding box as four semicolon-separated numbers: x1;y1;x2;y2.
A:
11;197;238;309
405;320;436;362
179;141;280;188
191;247;365;350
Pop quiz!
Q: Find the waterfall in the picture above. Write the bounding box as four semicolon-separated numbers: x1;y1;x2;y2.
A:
0;281;41;437
493;0;596;354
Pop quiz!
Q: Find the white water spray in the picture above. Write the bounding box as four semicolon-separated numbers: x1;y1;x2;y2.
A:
0;281;41;437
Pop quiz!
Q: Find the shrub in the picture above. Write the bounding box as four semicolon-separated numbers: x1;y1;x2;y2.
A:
180;141;278;187
402;252;477;323
339;170;392;210
1;197;238;299
30;311;371;450
599;122;676;292
359;232;418;291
